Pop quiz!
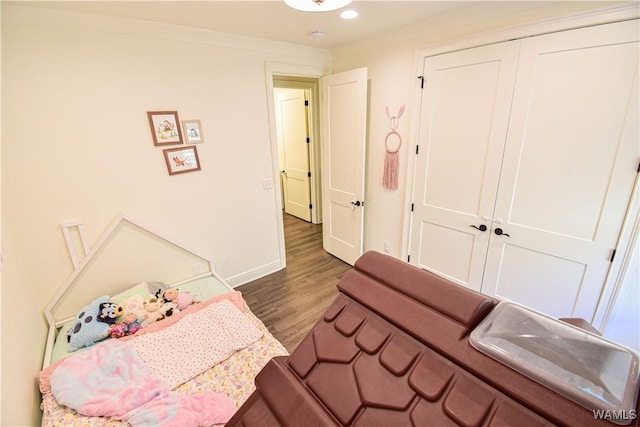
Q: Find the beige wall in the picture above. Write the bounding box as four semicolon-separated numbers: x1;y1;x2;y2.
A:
1;4;330;423
1;215;47;427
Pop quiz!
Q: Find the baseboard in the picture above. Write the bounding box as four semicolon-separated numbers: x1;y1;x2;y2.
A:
225;259;284;288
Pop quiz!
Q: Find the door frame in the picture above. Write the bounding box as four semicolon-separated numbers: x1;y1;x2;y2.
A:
265;62;325;269
593;150;640;332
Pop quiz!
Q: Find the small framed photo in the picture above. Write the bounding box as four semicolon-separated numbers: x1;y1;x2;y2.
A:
182;119;204;144
147;111;183;146
163;146;201;175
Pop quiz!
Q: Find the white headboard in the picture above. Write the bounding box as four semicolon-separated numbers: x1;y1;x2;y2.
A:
42;213;227;368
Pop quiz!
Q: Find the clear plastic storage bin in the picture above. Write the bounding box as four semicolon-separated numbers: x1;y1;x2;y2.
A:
470;302;639;425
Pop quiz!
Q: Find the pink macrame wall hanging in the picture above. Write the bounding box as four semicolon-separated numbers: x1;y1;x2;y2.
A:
383;105;405;190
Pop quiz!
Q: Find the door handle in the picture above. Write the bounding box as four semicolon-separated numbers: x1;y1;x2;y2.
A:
495;227;510;237
350;200;363;210
470;224;487;232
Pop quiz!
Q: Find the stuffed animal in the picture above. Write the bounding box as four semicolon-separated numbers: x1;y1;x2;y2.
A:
164;301;179;317
141;297;175;327
108;323;127;339
157;288;197;310
67;296;123;349
98;302;124;324
123;312;142;335
156;288;178;303
175;292;197;310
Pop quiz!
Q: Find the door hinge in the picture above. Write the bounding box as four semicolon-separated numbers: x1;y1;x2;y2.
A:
415;145;419;155
418;75;425;89
304;100;309;106
309;203;313;209
610;249;616;263
306;137;310;144
307;171;311;177
411;203;414;212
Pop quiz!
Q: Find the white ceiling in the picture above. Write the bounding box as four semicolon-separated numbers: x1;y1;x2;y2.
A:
12;0;631;49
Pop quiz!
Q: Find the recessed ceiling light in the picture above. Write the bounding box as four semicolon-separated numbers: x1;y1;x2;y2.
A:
285;0;352;13
339;9;358;20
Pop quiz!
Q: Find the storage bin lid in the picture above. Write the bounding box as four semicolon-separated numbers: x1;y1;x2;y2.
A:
470;302;640;424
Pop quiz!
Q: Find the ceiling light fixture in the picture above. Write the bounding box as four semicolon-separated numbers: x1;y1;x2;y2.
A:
284;0;352;13
339;9;358;20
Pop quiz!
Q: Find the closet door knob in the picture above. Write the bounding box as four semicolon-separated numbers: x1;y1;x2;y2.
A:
470;224;487;232
495;228;510;237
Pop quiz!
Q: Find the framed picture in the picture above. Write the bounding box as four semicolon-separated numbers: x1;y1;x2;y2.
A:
182;119;204;144
163;146;201;175
147;111;183;146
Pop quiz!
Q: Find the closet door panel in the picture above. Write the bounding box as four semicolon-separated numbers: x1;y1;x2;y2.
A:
409;41;520;290
482;20;640;319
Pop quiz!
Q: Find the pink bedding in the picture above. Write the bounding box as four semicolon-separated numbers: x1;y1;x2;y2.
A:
40;291;248;391
39;292;289;427
50;340;235;426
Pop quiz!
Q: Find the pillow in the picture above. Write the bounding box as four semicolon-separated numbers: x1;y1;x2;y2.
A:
148;281;169;293
66;295;112;350
111;281;153;318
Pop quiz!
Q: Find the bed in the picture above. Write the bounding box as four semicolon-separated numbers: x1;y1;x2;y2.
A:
39;215;288;427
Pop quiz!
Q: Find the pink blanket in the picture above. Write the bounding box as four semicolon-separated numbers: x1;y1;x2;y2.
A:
45;295;263;426
49;340;236;426
40;291;248;393
126;299;264;389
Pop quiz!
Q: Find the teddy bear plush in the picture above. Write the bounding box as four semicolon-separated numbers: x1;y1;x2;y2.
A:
140;297;176;327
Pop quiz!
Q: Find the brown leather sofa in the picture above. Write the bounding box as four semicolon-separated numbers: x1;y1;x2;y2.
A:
227;251;640;427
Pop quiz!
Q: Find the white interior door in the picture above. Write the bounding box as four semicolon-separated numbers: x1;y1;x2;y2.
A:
321;67;368;265
275;88;311;222
409;41;520;290
482;21;640;320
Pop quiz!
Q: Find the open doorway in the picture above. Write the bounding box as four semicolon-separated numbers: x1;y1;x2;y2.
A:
273;76;321;225
266;64;368;269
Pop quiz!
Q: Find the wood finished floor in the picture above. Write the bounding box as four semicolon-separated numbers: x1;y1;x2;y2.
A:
238;213;351;352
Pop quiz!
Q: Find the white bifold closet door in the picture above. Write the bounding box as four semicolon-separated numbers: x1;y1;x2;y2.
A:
482;21;639;320
410;20;639;320
410;40;520;291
